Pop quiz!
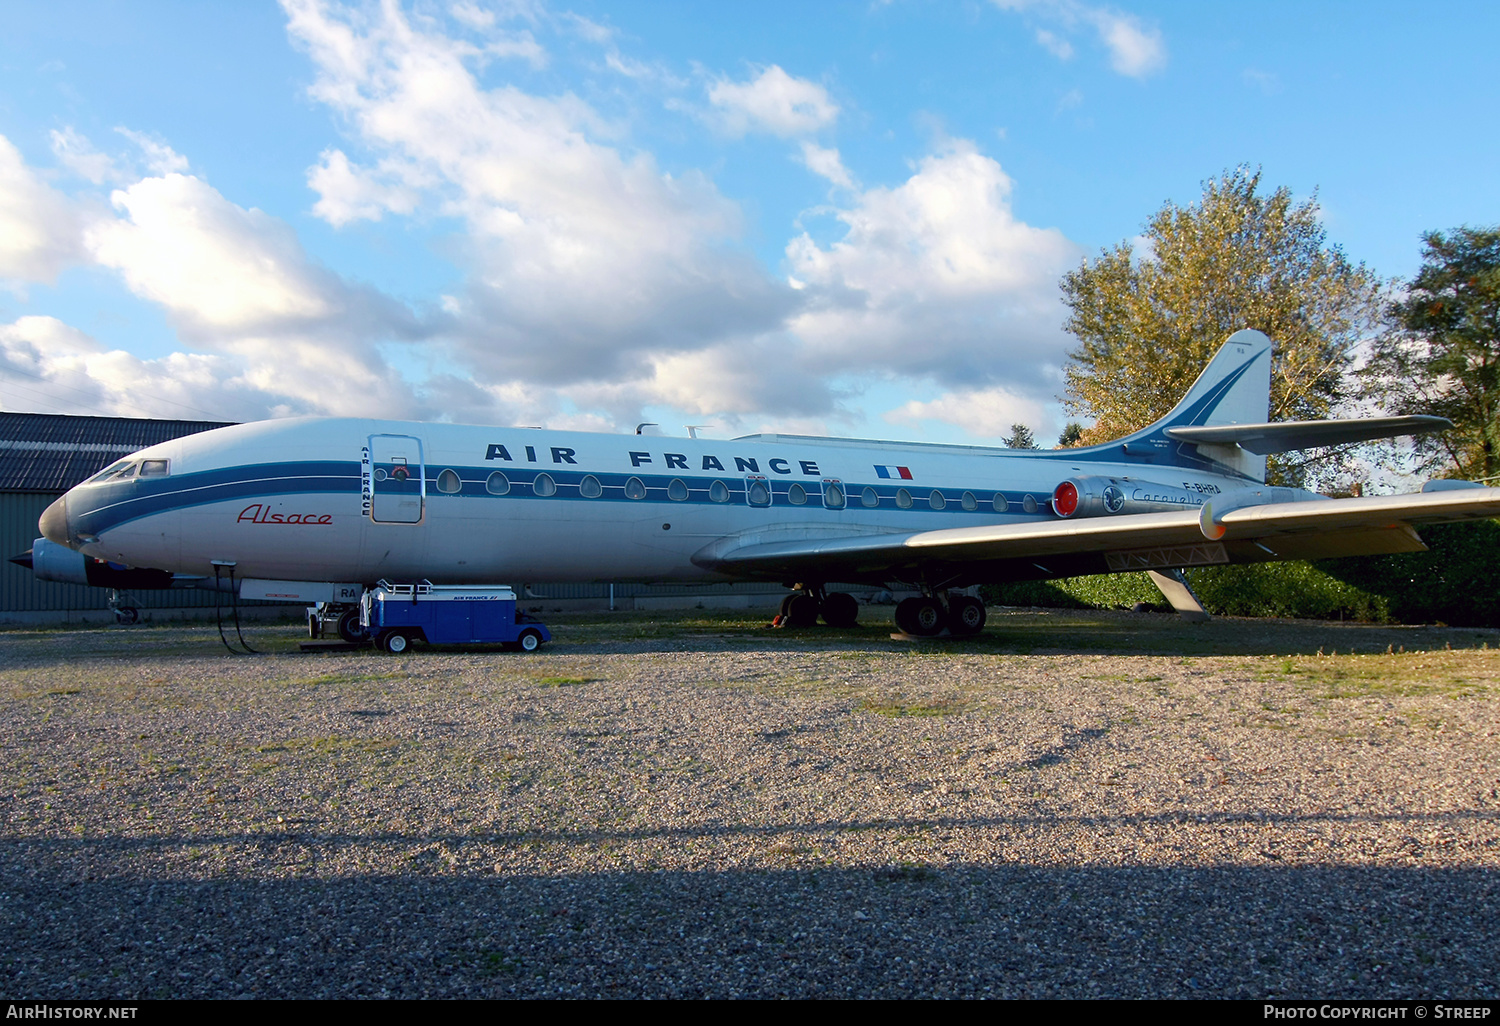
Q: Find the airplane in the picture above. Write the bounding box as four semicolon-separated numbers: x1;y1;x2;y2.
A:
26;329;1500;642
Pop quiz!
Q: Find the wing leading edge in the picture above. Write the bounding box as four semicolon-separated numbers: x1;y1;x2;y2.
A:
691;488;1500;586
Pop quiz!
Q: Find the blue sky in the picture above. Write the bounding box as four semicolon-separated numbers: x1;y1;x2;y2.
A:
2;0;1496;442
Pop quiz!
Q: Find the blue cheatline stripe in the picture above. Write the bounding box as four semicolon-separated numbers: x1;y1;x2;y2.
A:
68;459;1057;535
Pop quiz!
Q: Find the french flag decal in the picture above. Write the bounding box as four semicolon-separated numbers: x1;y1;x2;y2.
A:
874;465;913;480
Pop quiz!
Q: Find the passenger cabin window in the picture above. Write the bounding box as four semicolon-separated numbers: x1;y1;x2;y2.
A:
961;491;977;511
709;480;730;503
579;475;603;498
436;469;462;494
668;478;689;501
625;476;647;500
992;493;1009;513
861;487;879;508
486;471;511;495
533;473;557;497
747;478;771;507
787;483;807;505
895;488;913;509
929;490;946;510
1022;494;1038;514
823;481;845;509
139;459;170;478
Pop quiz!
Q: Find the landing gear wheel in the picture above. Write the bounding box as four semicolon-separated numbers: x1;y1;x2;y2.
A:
779;594;797;619
896;597;944;636
383;631;411;654
518;629;543;653
786;594;821;628
949;596;987;636
336;608;366;643
893;597;921;635
821;591;859;628
114;607;139;626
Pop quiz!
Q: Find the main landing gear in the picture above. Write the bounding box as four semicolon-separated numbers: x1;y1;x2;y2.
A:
893;592;986;638
777;585;860;628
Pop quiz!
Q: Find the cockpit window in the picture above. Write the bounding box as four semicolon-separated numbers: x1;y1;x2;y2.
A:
88;458;170;483
89;460;131;483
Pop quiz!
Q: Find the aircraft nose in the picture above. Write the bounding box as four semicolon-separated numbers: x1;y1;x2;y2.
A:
39;495;70;547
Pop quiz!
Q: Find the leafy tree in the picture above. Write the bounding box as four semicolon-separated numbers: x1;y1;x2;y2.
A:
1362;226;1500;481
1061;167;1383;450
1056;422;1085;448
1004;423;1038;449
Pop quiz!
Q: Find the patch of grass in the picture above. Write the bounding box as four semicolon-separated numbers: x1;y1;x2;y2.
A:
859;697;965;718
1265;652;1498;699
534;676;596;687
291;672;404;687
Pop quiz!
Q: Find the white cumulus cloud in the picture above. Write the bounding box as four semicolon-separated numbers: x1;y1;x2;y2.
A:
707;65;839;138
798;141;854;189
995;0;1166;78
0;135;84;287
785;141;1079;392
282;0;798;413
885;385;1051;441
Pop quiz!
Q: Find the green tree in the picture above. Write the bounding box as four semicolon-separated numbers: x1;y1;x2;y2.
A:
1061;167;1383;450
1005;423;1038;449
1363;226;1500;481
1056;422;1084;448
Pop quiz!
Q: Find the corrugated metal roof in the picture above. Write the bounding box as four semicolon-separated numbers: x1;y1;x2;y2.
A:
0;413;234;492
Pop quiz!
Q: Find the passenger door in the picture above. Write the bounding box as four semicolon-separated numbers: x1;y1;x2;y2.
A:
367;434;425;524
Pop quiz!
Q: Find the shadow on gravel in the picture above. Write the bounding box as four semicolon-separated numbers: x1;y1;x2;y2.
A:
8;609;1500;662
3;844;1497;999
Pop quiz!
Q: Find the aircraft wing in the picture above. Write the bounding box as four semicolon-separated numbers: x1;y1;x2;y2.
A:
691;488;1500;585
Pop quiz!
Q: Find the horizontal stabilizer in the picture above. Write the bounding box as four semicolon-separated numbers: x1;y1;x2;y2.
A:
1165;415;1451;455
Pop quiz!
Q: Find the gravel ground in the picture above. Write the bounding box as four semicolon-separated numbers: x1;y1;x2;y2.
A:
2;606;1498;999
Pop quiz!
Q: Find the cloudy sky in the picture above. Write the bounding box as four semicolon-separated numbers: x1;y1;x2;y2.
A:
2;1;1497;444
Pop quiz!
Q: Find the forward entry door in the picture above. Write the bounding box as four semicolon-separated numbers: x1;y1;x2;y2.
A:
368;434;425;524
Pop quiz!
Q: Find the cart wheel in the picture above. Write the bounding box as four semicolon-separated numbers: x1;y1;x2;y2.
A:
336;608;366;643
383;631;411;654
518;629;542;653
308;613;321;639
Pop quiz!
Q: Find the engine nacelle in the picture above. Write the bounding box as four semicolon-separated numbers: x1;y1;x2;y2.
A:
1052;476;1219;519
28;537;175;589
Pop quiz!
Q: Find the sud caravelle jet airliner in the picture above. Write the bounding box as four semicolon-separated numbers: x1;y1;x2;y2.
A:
28;330;1500;639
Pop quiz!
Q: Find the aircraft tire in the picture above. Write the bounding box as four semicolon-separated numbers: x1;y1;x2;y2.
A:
786;594;820;628
114;607;139;626
336;608;367;644
383;631;411;654
949;596;986;635
518;629;543;653
896;597;944;636
779;594;796;619
821;591;859;628
893;597;921;635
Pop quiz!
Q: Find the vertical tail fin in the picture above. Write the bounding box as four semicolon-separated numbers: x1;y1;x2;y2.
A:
1121;329;1274;481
